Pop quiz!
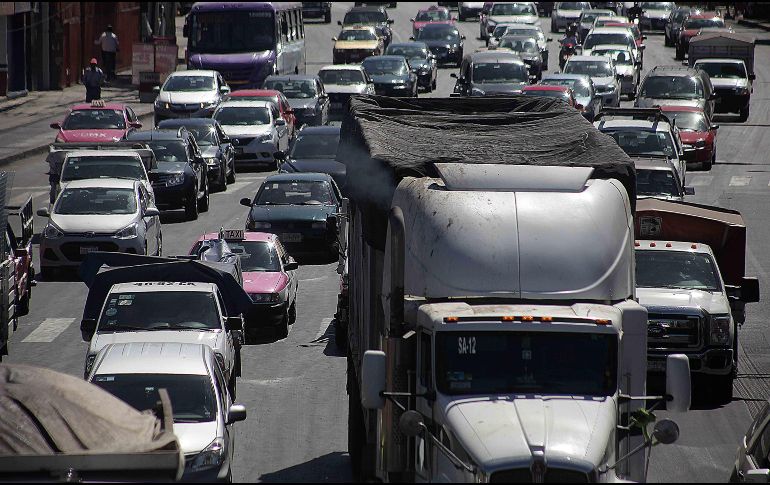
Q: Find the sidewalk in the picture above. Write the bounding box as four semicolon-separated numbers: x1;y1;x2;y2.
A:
0;80;154;164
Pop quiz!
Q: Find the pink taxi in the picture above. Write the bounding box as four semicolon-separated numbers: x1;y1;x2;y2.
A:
50;100;143;143
411;6;455;37
190;230;298;341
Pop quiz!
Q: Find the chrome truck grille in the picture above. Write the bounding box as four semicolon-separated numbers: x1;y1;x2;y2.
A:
647;313;702;349
490;468;591;482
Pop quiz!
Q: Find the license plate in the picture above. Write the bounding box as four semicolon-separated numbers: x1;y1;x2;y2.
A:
80;246;98;255
331;102;343;110
280;233;302;243
647;360;666;373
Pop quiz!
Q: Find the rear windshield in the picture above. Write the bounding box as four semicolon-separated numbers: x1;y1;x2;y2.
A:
61;156;145;182
685;18;724;29
319;69;365;85
584;33;633;49
99;290;221;331
416;9;450;21
362;58;407;76
146;141;188;163
472;62;528;83
386;45;429;59
214;106;271;125
604;130;677;158
416;25;459;41
541;78;591;97
564;60;614;77
665;111;708;132
263;79;318;99
290;132;340;159
491;3;536;15
63;109;125;130
499;37;539;53
344;10;386;24
255;180;334;206
636;168;682;198
697;62;746;80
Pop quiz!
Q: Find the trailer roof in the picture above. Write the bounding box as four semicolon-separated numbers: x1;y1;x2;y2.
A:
690;32;755;45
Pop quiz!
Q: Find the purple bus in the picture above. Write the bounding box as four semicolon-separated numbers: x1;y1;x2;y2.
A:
184;2;307;89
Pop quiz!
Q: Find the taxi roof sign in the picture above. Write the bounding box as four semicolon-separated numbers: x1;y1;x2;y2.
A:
223;229;245;240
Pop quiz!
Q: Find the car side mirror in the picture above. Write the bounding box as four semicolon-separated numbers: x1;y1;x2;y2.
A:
547;37;553;42
666;354;691;413
226;404;247;424
220;86;231;94
640;44;646;50
36;207;50;217
226;316;243;332
130;121;143;129
81;318;97;341
144;207;160;217
331;37;337;41
337;20;342;26
274;150;286;160
712;124;719;130
749;73;756;81
50;122;61;130
461;34;466;40
361;350;387;409
740;277;760;303
409;18;415;22
388;19;394;24
183;23;189;38
575;103;584;110
409;36;415;41
745;469;770;483
152;85;160;93
239;197;252;208
684;186;695;196
642;35;648;40
284;261;299;271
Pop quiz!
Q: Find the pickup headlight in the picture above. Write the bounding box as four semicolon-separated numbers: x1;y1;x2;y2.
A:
710;314;732;345
44;222;64;239
166;172;185;186
189;438;225;472
249;293;279;303
115;222;138;239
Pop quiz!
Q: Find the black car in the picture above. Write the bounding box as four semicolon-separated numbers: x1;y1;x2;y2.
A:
386;42;438;92
302;2;332;23
361;56;418;97
497;35;544;80
412;23;465;67
277;126;344;188
158;118;235;192
339;6;394;47
240;173;343;258
126;128;209;221
451;50;530;97
263;75;330;127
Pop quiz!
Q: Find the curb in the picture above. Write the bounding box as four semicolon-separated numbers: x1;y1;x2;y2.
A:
0;110;154;167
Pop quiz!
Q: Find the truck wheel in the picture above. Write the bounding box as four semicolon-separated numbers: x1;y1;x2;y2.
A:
739;106;749;122
712;374;734;405
276;311;289;339
324;11;332;23
198;180;210;212
185;191;199;221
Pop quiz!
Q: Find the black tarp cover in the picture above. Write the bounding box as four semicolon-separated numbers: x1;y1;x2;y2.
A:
79;252;253;322
337;95;636;249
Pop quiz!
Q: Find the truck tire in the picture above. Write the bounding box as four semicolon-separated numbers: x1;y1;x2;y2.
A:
185;190;199;221
324;10;332;23
712;374;734;405
739;106;749;122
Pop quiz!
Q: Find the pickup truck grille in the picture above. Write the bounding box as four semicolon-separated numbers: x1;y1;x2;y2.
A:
490;468;591;482
647;313;702;349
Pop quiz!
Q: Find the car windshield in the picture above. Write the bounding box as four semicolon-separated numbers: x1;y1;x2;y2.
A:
162;75;215;92
593;49;633;65
436;331;617;396
559;2;592;11
685;18;724;29
641;2;672;10
473;62;528;83
605;130;677;158
491;3;536;15
564;60;614;77
61;156;145;182
182;125;218;146
55;187;136;215
581;12;608;23
363;58;407;76
386;45;429;59
319;69;365;85
93;374;217;423
416;26;459;41
226;240;282;272
499;37;539;53
62;109;125;130
290;133;340;159
641;75;703;99
99;290;221;330
146;141;188;163
263;79;317;99
416;9;449;21
697;62;746;79
665;111;708;132
189;11;275;54
344;10;386;24
636;168;682;198
214;106;270;125
542;78;591;97
584;33;633;49
255;180;334;206
636;250;721;291
338;29;377;41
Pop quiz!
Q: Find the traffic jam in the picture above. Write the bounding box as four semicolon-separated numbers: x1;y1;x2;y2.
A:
1;1;769;483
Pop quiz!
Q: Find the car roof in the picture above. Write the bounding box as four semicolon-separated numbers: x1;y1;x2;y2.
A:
319;64;366;72
541;73;591;83
297;125;341;135
198;231;278;243
71;102;126;111
217;100;272;109
596;119;671;131
589;27;633;34
348;6;386;13
159;117;217;127
66;150;142;158
635;240;713;255
169;70;218;77
264;172;335;183
92;342;213;376
110;281;218;293
127;129;186;141
568;55;611;63
364;55;408;62
228;89;282;97
470;50;524;63
61;178;138;189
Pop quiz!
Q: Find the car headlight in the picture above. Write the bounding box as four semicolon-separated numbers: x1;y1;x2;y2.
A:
736;87;750;95
710;314;731;345
166;172;185;186
205;157;219;166
190;438;226;472
251;221;271;229
44;222;64;239
448;45;458;53
249;292;279;303
84;354;97;375
115;222;139;239
154;99;169;109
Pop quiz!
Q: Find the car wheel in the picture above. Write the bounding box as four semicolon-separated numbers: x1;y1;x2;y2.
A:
289;300;297;325
185;189;199;221
227;161;236;184
703;157;713;171
551;20;558;33
664;34;672;47
276;311;289;339
739;106;749;122
675;45;684;60
324;11;331;23
228;372;237;401
217;165;228;192
432;77;437;90
198;179;210;212
39;266;54;281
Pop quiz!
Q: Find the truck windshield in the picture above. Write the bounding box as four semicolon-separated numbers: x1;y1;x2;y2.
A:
98;291;221;331
435;331;617;396
93;374;217;423
636;250;722;291
61;156;145;182
189;11;276;54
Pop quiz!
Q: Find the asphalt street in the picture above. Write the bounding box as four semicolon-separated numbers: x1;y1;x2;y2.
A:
3;3;770;482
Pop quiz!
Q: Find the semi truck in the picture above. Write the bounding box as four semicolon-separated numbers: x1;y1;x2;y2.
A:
337;96;691;483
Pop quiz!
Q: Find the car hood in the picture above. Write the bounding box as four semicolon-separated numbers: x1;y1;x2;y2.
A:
287;98;317;110
151;162;188;176
243;271;288;294
490;14;538;24
324;83;369;94
409;58;431;70
219;124;272;137
637;287;730;314
157;90;218;105
678;131;708;143
637;97;703;109
472;82;527;94
443;395;615;472
200;146;221;158
591;76;616;87
423;40;458;49
51;213;137;234
334;40;379;50
188;50;273;71
249;204;336;223
711;78;748;89
616;65;636;76
174;421;219;456
370;74;409;84
91;330;225;355
414;20;453;30
58;129;126;143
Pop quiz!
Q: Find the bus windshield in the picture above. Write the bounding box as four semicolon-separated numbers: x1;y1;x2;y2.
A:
189;11;276;54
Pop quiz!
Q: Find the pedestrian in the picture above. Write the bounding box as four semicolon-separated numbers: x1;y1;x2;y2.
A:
81;58;104;102
95;24;119;81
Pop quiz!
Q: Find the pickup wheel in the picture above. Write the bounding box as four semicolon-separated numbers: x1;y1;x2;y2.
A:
712;374;734;405
739;106;750;122
185;190;199;221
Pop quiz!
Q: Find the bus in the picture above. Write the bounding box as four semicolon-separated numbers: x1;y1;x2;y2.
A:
184;2;306;89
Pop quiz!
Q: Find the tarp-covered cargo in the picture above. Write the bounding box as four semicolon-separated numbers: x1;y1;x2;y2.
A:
337;95;637;249
689;32;755;74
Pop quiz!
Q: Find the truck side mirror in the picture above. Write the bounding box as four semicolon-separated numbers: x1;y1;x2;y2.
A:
361;350;387;409
684;186;695;196
666;354;691;413
81;318;97;341
399;410;425;437
652;419;680;445
741;277;760;303
226;404;247;424
226;316;243;332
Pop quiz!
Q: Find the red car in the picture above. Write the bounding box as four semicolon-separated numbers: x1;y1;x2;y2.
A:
676;13;725;60
50;100;142;143
520;85;580;109
660;105;718;169
225;89;298;141
411;6;455;37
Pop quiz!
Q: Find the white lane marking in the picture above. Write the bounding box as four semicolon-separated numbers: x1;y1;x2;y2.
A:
22;318;75;343
300;276;327;282
237;175;267;181
314;317;333;341
768;179;770;187
730;176;752;186
11;185;49;190
688;176;713;187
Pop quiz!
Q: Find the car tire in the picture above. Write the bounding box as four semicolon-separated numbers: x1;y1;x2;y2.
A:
17;287;29;317
198;179;210;212
289;300;297;325
276;311;289;339
551;20;558;33
227;162;236;184
324;11;331;23
675;45;684;60
432;77;437;90
228;373;237;401
185;190;199;221
664;34;672;47
703;156;713;171
739;106;749;122
217;165;228;192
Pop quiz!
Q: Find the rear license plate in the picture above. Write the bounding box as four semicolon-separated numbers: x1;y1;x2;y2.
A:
80;246;98;255
331;102;343;110
647;360;666;373
280;233;302;243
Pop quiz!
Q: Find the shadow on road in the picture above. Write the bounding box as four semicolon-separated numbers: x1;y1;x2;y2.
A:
259;451;351;483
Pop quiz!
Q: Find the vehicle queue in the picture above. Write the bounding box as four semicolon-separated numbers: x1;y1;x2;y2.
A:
0;1;765;482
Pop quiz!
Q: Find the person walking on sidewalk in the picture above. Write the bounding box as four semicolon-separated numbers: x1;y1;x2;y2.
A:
81;58;104;102
95;24;119;81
